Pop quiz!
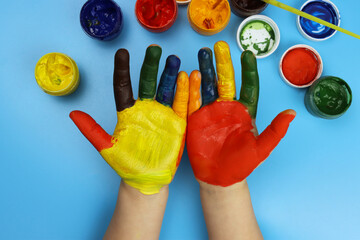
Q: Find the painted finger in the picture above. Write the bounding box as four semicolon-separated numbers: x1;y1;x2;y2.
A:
188;70;202;116
214;41;236;101
114;49;135;112
139;45;162;100
198;48;218;106
156;55;181;106
239;50;259;119
69;111;113;152
172;71;189;119
256;110;296;161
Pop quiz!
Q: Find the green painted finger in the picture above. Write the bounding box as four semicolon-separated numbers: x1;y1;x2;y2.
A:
239;50;259;119
139;45;162;100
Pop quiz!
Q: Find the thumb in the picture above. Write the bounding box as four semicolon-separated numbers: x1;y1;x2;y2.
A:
256;110;296;160
70;111;113;152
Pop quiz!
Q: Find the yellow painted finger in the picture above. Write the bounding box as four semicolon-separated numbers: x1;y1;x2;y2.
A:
172;71;190;119
214;41;236;101
188;70;202;116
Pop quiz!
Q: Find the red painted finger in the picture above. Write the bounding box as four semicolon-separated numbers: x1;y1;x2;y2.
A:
256;110;296;161
69;111;113;152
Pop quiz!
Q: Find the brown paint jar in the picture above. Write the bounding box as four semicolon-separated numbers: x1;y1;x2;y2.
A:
230;0;268;18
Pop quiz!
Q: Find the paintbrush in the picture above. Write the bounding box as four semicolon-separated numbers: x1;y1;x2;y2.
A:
261;0;360;40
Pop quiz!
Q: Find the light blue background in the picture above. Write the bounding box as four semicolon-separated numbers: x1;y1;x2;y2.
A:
1;1;359;239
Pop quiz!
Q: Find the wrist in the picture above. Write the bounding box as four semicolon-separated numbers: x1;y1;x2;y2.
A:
121;180;169;200
199;179;248;196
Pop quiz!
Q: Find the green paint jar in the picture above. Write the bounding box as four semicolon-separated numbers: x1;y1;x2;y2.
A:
236;15;280;59
305;76;352;119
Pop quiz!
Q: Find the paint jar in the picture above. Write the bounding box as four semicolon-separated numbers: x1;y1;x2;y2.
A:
176;0;191;5
230;0;268;18
35;53;80;96
136;0;178;33
236;15;280;59
80;0;123;41
187;0;231;36
305;76;352;119
297;0;340;41
280;44;323;88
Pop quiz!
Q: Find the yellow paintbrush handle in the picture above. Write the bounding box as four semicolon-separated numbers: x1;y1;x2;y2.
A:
262;0;360;40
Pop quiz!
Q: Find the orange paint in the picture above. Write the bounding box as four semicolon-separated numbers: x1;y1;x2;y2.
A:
187;101;295;186
188;70;202;116
187;0;231;35
282;48;320;86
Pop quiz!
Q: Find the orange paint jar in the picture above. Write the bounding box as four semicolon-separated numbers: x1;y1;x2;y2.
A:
187;0;231;35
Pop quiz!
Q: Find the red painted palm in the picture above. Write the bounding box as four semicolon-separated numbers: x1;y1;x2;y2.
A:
187;41;296;187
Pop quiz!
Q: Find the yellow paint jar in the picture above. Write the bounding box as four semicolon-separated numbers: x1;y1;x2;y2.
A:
35;53;79;96
187;0;231;35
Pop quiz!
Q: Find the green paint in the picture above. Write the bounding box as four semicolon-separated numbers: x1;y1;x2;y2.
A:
305;76;352;119
54;78;62;85
139;46;162;99
239;50;259;119
239;20;275;56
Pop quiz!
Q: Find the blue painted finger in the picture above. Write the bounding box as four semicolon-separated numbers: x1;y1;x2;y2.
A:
198;48;218;106
156;55;181;106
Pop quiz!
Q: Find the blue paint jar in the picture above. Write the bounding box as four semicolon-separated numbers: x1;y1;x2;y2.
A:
297;0;340;41
80;0;123;41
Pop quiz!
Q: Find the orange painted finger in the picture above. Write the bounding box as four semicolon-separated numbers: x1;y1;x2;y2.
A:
214;41;236;101
188;70;202;116
70;111;113;152
256;110;296;161
172;71;189;119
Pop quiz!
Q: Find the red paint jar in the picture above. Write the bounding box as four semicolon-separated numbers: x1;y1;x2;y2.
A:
279;44;323;88
135;0;178;33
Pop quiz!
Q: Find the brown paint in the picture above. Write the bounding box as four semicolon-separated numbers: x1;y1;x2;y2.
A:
230;0;268;17
114;49;135;112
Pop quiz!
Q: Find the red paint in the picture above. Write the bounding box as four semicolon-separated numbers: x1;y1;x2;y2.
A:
135;0;178;33
70;111;113;152
187;101;295;186
282;48;320;86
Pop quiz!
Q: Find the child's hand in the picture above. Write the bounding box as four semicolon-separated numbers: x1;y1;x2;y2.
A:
70;45;189;195
187;41;296;187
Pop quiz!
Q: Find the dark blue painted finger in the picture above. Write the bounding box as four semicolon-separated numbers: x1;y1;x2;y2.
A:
198;48;218;106
156;55;181;106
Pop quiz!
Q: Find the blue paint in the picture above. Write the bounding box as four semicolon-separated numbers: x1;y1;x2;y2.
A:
80;0;123;41
198;48;218;106
299;1;339;39
156;55;181;107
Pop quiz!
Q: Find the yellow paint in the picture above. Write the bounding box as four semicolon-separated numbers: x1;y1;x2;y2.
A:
187;0;230;35
172;71;189;119
214;41;236;101
100;100;186;195
188;70;202;116
263;0;360;40
35;53;79;96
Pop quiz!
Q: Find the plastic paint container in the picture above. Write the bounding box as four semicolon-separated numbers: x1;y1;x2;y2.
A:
187;0;231;36
280;44;323;88
80;0;123;41
136;0;178;33
35;53;80;96
305;76;352;119
236;15;280;58
297;0;340;41
176;0;191;5
230;0;268;18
